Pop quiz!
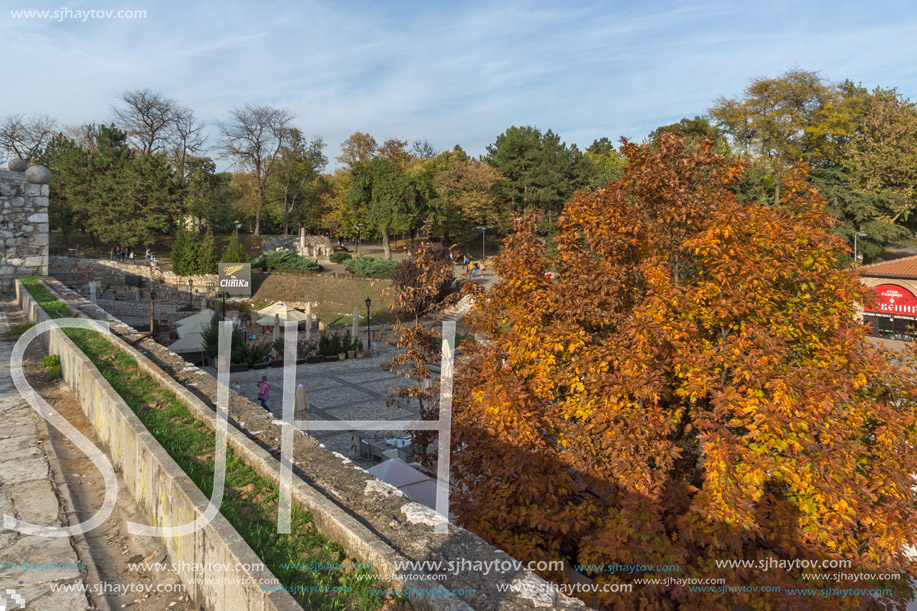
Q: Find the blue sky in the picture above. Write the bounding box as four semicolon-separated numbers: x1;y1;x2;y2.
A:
2;0;917;169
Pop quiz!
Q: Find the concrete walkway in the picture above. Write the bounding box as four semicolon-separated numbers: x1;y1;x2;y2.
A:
0;306;90;609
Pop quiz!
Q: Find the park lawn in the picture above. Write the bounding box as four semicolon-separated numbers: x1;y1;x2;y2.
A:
252;273;401;327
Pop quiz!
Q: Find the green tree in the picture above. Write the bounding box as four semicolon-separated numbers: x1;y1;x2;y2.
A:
485;125;590;230
708;69;858;203
199;226;216;274
220;233;248;263
170;227;199;276
267;131;328;235
348;158;409;259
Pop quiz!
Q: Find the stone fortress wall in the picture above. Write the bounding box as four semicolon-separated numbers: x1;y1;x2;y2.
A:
0;159;51;291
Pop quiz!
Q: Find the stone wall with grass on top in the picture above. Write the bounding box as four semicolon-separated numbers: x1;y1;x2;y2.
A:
0;160;50;291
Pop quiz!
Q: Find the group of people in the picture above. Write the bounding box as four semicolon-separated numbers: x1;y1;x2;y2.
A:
109;245;135;264
461;254;484;278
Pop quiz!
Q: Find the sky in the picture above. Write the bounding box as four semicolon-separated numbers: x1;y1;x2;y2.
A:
2;0;917;170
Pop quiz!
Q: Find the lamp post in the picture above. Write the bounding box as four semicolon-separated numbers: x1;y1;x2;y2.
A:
364;297;371;351
150;288;157;337
188;277;194;309
234;220;242;237
357;224;363;256
854;231;867;265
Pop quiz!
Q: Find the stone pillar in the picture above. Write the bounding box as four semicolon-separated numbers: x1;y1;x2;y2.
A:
0;161;50;291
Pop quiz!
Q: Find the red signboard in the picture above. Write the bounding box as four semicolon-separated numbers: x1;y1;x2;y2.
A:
864;284;917;317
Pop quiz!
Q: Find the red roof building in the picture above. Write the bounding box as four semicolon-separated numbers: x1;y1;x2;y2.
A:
858;256;917;340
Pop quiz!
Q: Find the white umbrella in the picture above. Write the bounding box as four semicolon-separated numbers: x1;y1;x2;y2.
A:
352;306;359;344
169;332;205;354
294;384;310;433
257;302;308;319
368;459;438;510
256;308;309;326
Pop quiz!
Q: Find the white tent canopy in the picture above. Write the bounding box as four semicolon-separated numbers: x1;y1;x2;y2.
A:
175;308;215;329
368;459;439;511
256;302;309;325
169;332;205;354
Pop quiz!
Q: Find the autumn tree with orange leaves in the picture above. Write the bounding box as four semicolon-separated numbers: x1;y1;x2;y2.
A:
450;134;917;609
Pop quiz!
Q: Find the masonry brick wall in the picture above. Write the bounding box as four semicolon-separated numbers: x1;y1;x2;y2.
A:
0;166;50;291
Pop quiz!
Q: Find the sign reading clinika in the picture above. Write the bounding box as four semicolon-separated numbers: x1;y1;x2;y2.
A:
864;284;917;317
218;263;251;297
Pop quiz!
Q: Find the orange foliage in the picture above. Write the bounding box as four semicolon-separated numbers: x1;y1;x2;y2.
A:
450;134;917;609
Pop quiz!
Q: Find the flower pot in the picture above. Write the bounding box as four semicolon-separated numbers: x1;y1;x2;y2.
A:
356;352;363;359
363;349;372;358
338;353;346;361
347;350;356;359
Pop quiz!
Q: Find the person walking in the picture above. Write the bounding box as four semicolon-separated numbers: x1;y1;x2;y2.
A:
232;378;242;395
129;249;135;265
257;376;270;411
145;248;152;264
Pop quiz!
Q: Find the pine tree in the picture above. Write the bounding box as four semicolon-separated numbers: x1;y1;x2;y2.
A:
220;233;248;263
199;226;217;274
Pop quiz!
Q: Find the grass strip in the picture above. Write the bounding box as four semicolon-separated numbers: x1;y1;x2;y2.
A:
20;277;393;610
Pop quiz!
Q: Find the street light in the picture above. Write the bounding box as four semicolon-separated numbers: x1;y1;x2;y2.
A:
357;224;363;256
188;277;194;309
854;231;867;265
150;288;157;337
234;220;242;237
364;297;372;351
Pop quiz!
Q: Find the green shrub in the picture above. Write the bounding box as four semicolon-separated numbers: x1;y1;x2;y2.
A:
201;313;247;363
317;332;343;356
243;340;274;366
329;251;352;264
43;354;61;378
272;338;316;359
343;256;396;278
251;250;320;272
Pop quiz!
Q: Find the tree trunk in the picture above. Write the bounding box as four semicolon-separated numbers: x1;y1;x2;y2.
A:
382;230;391;260
283;185;289;235
254;209;261;237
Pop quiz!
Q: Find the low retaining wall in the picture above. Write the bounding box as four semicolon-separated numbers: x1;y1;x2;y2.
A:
36;276;586;610
15;279;301;611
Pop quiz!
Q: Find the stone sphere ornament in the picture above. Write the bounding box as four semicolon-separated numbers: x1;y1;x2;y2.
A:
8;158;27;172
25;165;51;184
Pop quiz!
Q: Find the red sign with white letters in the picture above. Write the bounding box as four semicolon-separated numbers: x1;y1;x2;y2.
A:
864;284;917;317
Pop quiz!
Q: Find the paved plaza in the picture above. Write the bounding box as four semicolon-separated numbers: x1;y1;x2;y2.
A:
215;355;421;466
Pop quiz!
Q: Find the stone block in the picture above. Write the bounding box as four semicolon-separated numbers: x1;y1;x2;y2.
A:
25;165;51;184
24;256;44;268
41;184;49;196
27;212;48;223
22;183;41;197
34;196;49;208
